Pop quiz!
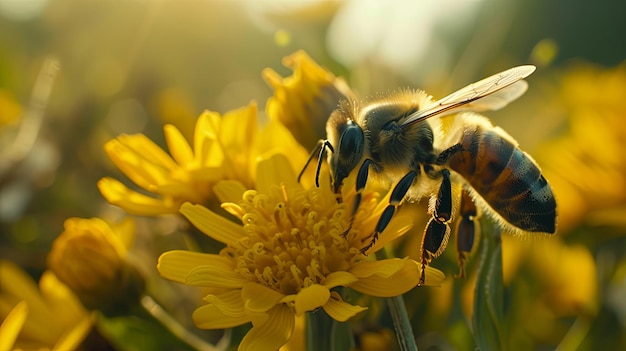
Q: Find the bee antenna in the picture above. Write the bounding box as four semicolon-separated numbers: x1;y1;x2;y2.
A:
315;140;334;187
297;140;334;186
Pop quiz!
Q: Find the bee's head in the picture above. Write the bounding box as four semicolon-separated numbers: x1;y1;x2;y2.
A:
326;108;365;193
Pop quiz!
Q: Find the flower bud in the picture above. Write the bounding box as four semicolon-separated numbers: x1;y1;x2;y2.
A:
48;217;144;315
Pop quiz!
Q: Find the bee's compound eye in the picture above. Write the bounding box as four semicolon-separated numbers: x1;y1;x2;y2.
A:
339;121;364;155
331;120;365;192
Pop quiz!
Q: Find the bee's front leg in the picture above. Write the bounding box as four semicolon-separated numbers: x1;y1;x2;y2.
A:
359;170;418;254
419;169;453;286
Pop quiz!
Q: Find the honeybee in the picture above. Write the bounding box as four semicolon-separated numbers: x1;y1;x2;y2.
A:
300;65;557;285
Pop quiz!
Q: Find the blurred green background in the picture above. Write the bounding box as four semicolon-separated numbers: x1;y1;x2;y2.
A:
1;0;625;350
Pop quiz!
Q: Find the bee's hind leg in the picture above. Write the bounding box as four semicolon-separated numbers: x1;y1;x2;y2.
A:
359;170;418;254
419;169;453;285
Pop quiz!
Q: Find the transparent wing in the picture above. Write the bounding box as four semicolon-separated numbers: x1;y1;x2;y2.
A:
401;65;536;127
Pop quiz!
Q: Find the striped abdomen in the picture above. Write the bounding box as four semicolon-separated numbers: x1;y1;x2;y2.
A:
446;125;556;233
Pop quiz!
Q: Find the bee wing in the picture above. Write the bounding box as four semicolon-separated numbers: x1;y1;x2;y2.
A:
401;65;536;127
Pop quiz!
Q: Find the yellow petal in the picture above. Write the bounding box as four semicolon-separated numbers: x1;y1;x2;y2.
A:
192;303;250;329
105;137;174;189
38;271;88;327
204;290;246;317
293;284;329;316
220;102;257;156
350;259;425;297
367;213;414;254
322;291;367;322
419;266;446;287
179;202;246;244
110;217;135;251
157;251;233;283
241;282;284;313
254;122;308;177
52;313;95;351
164;124;194;166
256;154;299;196
213;180;247;204
321;271;358;289
349;258;408;279
194;111;223;167
0;261;50;322
114;133;179;171
186;265;248;288
239;304;295;351
0;301;28;351
98;178;178;215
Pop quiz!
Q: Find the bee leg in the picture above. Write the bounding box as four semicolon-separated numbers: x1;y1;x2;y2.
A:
359;170;418;254
434;143;464;165
419;169;452;285
455;188;478;278
341;159;374;238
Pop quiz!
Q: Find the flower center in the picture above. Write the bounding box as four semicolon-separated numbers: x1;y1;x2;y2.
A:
222;185;367;295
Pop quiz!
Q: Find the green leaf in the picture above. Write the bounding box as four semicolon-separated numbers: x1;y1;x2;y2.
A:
472;216;505;351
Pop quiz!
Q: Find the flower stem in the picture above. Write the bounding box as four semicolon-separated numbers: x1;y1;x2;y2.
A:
376;247;418;351
472;215;505;351
140;294;229;351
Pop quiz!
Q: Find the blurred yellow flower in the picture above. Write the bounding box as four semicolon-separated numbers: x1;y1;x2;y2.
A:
263;50;354;149
537;62;626;232
47;217;144;314
0;90;22;128
99;102;308;216
0;261;93;351
158;154;444;350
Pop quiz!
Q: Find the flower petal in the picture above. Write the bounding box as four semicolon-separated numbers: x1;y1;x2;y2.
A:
293;284;329;316
194;111;223;167
367;213;414;254
241;282;285;313
0;261;51;322
52;313;95;351
256;154;299;196
254;122;308;178
179;202;246;244
350;258;424;297
192;302;251;329
105;136;175;189
322;291;367;322
204;290;246;317
164;124;194;166
239;304;295;351
349;258;408;279
98;178;178;215
186;265;248;288
420;266;446;287
213;180;247;204
0;301;28;351
321;271;358;289
157;250;233;283
115;133;180;171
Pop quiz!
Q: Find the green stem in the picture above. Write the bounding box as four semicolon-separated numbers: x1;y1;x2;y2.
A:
472;216;505;351
376;247;418;351
306;309;336;351
140;295;229;351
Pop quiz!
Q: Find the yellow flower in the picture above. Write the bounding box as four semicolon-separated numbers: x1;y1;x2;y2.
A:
47;217;144;314
263;50;355;149
536;62;626;232
99;102;308;215
0;90;22;128
0;261;93;351
158;154;444;350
